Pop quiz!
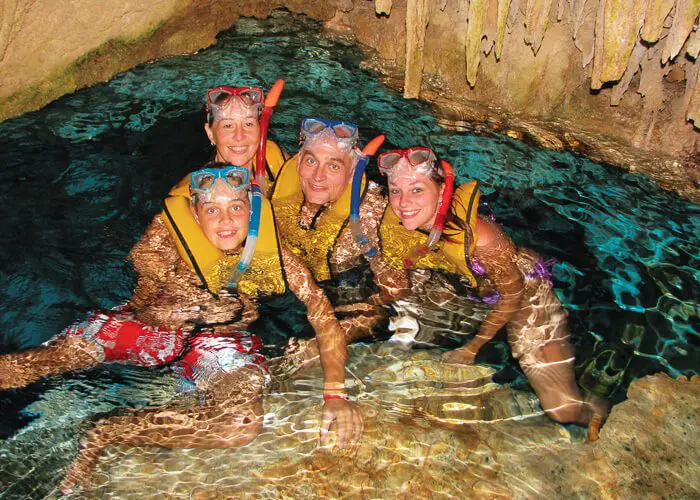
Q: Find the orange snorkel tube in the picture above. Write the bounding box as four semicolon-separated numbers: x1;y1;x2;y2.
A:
404;160;455;269
255;79;285;195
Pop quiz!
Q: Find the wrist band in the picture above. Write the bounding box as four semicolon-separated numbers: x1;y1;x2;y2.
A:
323;394;349;401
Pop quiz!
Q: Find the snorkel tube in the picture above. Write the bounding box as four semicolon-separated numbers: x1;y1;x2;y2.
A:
350;135;385;258
227;180;263;290
404;160;455;269
255;79;285;195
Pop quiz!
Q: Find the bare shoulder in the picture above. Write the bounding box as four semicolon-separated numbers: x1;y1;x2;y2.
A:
474;216;506;248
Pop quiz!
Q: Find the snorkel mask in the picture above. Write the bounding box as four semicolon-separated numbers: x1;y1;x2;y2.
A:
378;147;456;269
189;164;263;290
206;86;264;121
206;80;285;196
299;118;360;148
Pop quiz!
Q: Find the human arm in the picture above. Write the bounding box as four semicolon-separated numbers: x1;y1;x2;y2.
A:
442;216;525;364
127;215;178;311
281;247;363;448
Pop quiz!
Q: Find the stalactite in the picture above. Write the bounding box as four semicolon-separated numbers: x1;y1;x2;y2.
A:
610;40;646;105
557;0;567;20
685;59;699;127
496;0;513;59
507;0;522;31
591;0;606;88
572;0;589;39
438;0;448;11
661;0;700;64
465;0;488;86
524;0;553;55
375;0;392;15
591;0;646;89
482;1;499;57
686;28;700;59
404;0;430;98
640;0;675;43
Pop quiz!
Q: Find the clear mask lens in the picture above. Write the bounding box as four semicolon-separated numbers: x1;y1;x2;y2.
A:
379;148;436;175
300;118;359;146
207;87;263;111
190;166;250;197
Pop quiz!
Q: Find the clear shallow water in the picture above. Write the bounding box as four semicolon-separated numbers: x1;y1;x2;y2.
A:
0;9;697;497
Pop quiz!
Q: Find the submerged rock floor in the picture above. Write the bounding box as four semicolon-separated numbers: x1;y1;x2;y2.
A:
61;344;698;499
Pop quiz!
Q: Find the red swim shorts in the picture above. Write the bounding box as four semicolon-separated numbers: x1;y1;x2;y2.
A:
64;310;187;367
64;311;267;389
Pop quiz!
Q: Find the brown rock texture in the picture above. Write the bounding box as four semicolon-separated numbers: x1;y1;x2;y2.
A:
60;347;698;498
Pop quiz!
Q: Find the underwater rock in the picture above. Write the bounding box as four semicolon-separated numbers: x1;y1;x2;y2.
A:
63;349;698;498
497;373;700;498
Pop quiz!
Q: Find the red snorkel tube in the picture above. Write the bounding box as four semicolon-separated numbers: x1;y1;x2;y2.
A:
255;79;285;195
404;160;455;269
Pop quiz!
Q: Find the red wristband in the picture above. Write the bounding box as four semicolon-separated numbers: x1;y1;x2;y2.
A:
323;394;349;401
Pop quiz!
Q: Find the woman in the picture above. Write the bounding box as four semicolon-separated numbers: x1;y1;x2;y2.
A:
271;118;409;341
377;147;607;427
1;163;361;491
167;82;286;202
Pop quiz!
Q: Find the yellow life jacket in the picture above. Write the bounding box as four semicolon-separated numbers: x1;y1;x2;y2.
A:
161;185;287;298
270;153;367;282
379;181;481;287
168;139;286;199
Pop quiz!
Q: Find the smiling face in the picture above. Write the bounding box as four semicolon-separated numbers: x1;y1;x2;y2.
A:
387;160;443;231
194;182;250;252
297;140;355;207
204;98;260;170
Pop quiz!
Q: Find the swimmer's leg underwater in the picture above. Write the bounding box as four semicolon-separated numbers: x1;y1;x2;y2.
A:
0;335;103;390
60;364;266;493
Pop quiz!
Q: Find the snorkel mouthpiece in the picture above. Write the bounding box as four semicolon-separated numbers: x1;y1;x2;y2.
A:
403;160;455;269
255;79;285;195
350;134;385;258
227;180;263;290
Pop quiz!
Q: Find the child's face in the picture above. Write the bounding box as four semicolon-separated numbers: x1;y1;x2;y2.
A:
194;183;250;252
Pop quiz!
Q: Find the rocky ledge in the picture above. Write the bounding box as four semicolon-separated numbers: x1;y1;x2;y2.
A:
72;345;698;499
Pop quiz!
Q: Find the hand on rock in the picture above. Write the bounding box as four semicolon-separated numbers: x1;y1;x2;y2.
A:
320;399;363;449
441;346;477;365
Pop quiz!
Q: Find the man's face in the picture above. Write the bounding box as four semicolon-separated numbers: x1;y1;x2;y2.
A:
297;141;355;206
205;98;260;170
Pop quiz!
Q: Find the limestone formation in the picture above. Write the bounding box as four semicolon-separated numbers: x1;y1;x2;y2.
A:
466;0;489;86
39;346;697;498
404;0;430;98
524;0;553;55
375;0;392;15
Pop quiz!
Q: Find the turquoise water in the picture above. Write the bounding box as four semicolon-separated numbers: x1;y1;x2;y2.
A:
0;10;697;497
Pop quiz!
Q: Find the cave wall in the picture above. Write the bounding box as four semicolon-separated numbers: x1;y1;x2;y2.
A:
0;0;698;163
